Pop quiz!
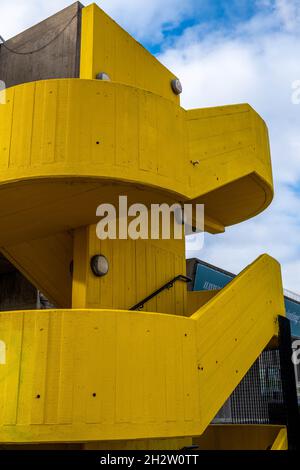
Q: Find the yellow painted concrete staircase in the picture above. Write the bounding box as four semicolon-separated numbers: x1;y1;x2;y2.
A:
0;3;286;448
0;254;285;443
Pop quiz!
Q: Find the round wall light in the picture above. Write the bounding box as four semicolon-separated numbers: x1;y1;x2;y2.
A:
90;255;109;277
171;78;183;95
96;72;111;81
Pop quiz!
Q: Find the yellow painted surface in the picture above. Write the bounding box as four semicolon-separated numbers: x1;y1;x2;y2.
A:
0;1;285;449
187;105;273;226
72;224;186;313
271;428;288;450
83;437;192;450
194;425;288;450
0;80;273;244
80;4;179;104
186;290;219;316
1;232;73;308
0;437;192;450
0;255;284;443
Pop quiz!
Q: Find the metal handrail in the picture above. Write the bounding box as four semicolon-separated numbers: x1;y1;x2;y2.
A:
130;274;192;311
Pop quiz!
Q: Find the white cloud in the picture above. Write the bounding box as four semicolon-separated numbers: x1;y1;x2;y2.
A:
100;0;196;44
276;0;300;32
172;3;300;292
0;0;299;291
0;0;74;39
0;0;196;42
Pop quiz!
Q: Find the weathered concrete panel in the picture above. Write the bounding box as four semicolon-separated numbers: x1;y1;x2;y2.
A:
0;2;82;88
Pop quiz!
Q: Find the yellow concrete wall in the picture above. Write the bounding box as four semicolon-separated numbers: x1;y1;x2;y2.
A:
0;80;274;247
2;232;73;308
186;290;219;316
80;3;179;104
0;1;285;449
187;105;273;226
194;425;288;450
72;224;187;313
0;255;284;443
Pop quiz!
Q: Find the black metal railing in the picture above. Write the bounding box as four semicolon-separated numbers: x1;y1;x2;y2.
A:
130;275;191;311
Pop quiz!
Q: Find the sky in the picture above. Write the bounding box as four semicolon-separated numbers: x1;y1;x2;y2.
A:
0;0;300;292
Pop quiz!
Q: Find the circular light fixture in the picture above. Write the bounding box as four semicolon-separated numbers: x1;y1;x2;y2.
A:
171;78;183;95
96;72;111;81
90;255;109;277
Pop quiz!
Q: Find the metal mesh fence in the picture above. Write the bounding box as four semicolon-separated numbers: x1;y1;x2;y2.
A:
214;349;286;425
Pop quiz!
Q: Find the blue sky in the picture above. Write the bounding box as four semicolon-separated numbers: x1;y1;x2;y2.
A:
143;0;261;54
0;0;300;292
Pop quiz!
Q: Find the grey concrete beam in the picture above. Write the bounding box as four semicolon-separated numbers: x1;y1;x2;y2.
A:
0;2;83;88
